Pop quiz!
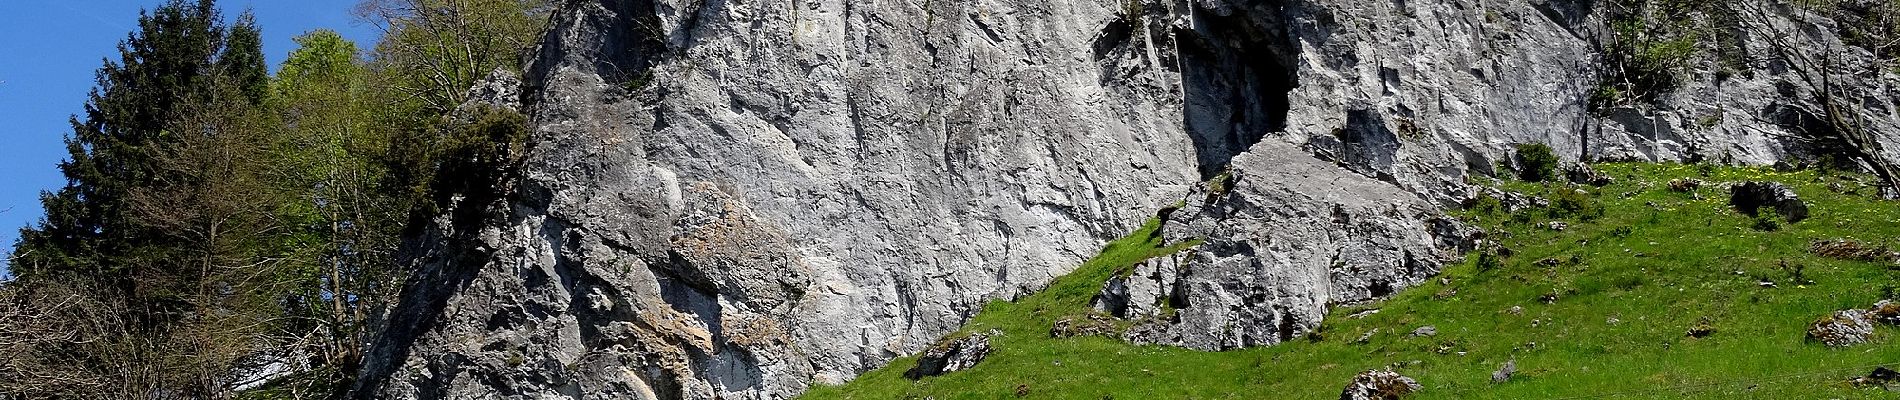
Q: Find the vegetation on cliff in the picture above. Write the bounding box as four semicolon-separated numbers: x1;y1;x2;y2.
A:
0;0;550;397
808;163;1900;399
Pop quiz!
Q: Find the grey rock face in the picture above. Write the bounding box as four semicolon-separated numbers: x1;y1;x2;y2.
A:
354;0;1900;398
1117;142;1466;350
357;0;1206;398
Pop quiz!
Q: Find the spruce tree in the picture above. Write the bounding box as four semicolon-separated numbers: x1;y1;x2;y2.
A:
13;0;227;289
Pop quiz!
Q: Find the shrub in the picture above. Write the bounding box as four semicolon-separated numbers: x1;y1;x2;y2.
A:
1752;213;1783;232
1515;143;1560;182
1476;249;1506;272
1468;194;1505;214
1549;189;1606;221
428;106;531;228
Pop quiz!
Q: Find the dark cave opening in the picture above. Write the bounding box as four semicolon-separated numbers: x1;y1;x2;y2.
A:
1178;7;1300;179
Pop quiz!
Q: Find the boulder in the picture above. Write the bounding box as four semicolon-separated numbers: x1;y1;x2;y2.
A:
1566;164;1615;186
1340;369;1421;400
1668;179;1704;192
1808;310;1875;347
905;330;1002;379
1871;300;1900;325
1491;359;1517;384
1852;366;1900;387
1730;182;1810;223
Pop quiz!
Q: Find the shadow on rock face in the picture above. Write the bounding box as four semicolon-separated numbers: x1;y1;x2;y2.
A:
1176;5;1299;179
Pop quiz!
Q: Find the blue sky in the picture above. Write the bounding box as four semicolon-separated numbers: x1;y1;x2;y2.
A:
0;0;382;277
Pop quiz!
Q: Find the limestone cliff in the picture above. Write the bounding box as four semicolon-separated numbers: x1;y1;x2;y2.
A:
354;0;1900;398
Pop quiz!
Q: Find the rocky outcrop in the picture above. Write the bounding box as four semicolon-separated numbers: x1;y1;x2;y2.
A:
1730;181;1810;223
1339;369;1422;400
355;0;1207;397
902;330;999;379
1116;142;1467;350
353;0;1900;398
1808;310;1875;347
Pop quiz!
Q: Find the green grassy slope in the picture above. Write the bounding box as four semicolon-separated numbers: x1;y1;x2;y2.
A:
801;163;1900;399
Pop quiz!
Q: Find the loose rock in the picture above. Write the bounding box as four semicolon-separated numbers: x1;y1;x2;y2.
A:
1808;310;1876;347
1051;315;1118;339
1851;367;1900;387
1566;164;1615;186
906;330;1002;379
1730;182;1810;223
1411;326;1438;337
1809;239;1900;264
1354;328;1380;344
1668;179;1704;192
1339;369;1422;400
1491;359;1517;384
1871;300;1900;325
1686;319;1717;338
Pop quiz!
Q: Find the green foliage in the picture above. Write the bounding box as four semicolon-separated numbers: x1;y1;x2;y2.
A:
1513;143;1560;182
1548;188;1606;221
2;2;298;395
1;0;555;397
355;0;552;114
1795;0;1900;62
1475;249;1506;272
1467;194;1505;215
430;106;531;215
220;13;270;104
13;0;232;282
1206;170;1235;199
1752;213;1784;232
270;28;418;387
805;163;1900;399
275;30;361;94
1593;0;1743;111
354;0;553;227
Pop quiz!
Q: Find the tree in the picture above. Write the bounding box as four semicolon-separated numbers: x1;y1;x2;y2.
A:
351;0;552;224
129;77;291;397
1735;1;1900;197
13;0;230;284
5;0;290;397
1515;143;1561;183
271;30;410;390
221;13;270;105
354;0;551;114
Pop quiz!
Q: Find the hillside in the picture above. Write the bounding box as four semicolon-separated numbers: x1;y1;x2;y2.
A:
806;163;1900;399
9;0;1900;398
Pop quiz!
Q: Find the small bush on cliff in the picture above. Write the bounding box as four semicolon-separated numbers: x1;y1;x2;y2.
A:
1591;0;1745;111
1514;143;1560;182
